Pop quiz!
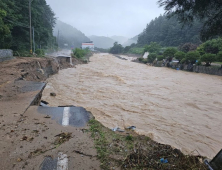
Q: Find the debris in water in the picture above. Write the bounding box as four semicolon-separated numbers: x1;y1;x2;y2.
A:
126;126;136;130
50;92;56;96
112;127;125;132
44;115;51;118
160;158;168;163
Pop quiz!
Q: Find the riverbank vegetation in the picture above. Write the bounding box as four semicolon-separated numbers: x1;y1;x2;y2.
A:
136;38;222;66
88;119;207;169
72;48;92;63
109;0;222;69
0;0;57;56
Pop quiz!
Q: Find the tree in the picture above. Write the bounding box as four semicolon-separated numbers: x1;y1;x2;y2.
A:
178;43;198;53
0;0;56;52
0;9;11;48
175;51;185;62
185;51;200;64
163;47;177;61
137;15;202;47
110;42;123;54
157;55;165;61
217;51;222;62
201;53;216;66
143;42;161;54
123;46;131;53
158;0;222;40
197;38;222;55
147;53;157;63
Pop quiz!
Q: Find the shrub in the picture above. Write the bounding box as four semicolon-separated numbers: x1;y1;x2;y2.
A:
147;53;157;63
196;60;202;65
138;57;143;62
157;55;165;61
180;58;187;64
197;38;222;55
73;48;90;58
163;48;178;61
201;53;216;66
216;51;222;62
178;43;198;53
143;42;161;54
185;51;200;64
73;48;84;58
35;49;45;57
125;135;133;141
110;42;123;54
123;46;131;53
175;51;185;62
138;57;147;64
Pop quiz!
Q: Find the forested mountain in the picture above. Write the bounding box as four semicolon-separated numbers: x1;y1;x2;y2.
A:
137;15;203;47
89;36;115;49
123;35;138;47
110;36;128;44
0;0;56;52
54;20;90;49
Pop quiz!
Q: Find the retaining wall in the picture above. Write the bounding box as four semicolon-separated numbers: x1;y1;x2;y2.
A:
0;49;14;62
184;65;222;76
152;62;222;76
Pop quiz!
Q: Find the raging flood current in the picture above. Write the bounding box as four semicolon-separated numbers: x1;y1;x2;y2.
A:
42;53;222;159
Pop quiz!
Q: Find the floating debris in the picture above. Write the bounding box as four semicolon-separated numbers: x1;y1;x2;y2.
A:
50;92;56;96
126;126;136;130
111;127;125;132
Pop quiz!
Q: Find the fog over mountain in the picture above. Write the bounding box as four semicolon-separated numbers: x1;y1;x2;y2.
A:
110;36;129;44
46;0;164;37
54;20;90;48
88;36;115;49
123;36;138;47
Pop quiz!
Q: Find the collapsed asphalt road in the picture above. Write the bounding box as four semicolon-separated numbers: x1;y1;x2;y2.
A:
0;56;100;170
35;106;94;127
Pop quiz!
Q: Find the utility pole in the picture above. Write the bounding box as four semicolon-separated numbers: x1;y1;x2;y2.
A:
57;30;60;48
33;27;35;53
29;0;33;54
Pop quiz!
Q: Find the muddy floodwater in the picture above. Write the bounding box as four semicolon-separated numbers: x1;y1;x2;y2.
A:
42;53;222;158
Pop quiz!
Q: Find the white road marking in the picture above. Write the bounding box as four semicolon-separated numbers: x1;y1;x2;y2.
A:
62;107;70;126
57;152;68;170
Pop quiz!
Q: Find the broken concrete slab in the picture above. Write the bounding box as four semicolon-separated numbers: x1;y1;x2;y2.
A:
26;106;94;127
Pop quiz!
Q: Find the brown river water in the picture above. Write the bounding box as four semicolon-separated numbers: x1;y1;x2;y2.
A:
42;53;222;158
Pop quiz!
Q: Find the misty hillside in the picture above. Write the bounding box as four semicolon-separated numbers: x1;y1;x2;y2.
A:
137;15;202;46
89;36;116;49
54;20;90;48
110;36;129;44
123;35;138;47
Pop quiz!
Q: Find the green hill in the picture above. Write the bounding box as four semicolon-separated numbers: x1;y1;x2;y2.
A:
54;20;90;49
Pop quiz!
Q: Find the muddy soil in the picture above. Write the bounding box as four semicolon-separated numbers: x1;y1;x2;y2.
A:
0;56;100;170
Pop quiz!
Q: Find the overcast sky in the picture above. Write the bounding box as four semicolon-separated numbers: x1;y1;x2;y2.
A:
46;0;164;38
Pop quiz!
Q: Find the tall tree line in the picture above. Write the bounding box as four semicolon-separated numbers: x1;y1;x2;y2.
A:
0;0;56;52
137;15;203;47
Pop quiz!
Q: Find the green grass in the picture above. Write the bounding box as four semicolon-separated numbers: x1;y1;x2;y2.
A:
88;119;207;170
128;47;144;54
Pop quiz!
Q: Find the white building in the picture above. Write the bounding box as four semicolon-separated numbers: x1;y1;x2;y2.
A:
82;41;94;51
